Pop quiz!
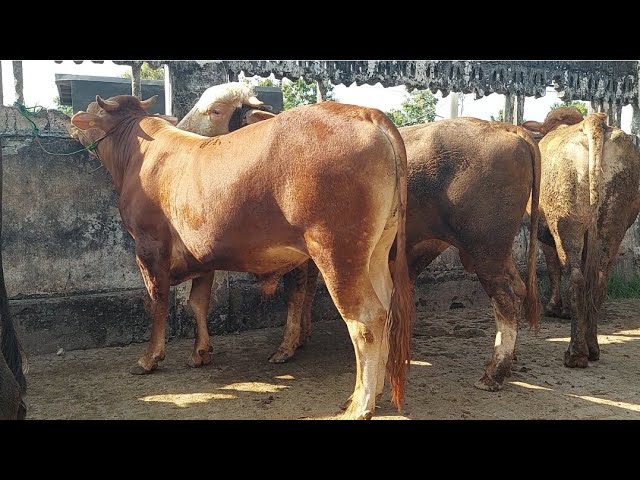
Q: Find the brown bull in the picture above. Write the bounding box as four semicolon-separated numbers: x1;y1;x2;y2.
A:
275;119;542;391
523;107;640;367
182;102;541;392
70;94;414;419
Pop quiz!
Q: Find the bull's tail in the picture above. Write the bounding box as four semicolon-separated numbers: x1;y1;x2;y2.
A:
517;128;542;332
376;115;415;411
582;113;608;326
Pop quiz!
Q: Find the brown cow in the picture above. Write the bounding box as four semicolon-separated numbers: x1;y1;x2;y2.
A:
277;119;542;391
523;107;640;367
69;94;415;419
182;101;542;392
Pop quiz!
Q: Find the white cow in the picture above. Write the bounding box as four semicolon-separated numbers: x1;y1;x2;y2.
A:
523;107;640;367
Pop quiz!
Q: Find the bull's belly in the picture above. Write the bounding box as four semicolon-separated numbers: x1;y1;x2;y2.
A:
168;243;310;284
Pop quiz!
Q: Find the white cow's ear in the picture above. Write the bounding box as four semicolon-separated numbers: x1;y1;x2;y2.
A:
521;120;543;133
245;110;277;125
71;112;105;131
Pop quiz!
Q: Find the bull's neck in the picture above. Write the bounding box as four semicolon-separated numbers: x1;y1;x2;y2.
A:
94;117;152;193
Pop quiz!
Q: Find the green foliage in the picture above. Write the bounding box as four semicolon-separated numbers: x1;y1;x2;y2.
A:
53;96;73;117
243;76;335;109
282;78;335;109
550;100;588;116
258;77;278;87
606;273;640;299
490;109;504;122
386;89;438;127
121;62;164;80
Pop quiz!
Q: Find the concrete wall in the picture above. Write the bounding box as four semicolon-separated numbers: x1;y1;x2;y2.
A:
1;104;639;355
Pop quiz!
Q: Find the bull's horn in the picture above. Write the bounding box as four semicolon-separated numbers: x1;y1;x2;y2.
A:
96;95;119;112
140;95;158;110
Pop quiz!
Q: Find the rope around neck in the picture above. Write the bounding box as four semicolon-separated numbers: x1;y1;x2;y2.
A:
11;102;101;156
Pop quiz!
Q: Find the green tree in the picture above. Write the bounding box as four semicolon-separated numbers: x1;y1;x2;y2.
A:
243;76;335;109
53;96;73;117
490;109;504;122
121;62;164;80
550;100;588;116
386;89;438;127
282;78;335;109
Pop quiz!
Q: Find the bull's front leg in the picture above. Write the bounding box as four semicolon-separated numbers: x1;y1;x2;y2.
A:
130;246;170;375
187;271;215;368
268;262;310;363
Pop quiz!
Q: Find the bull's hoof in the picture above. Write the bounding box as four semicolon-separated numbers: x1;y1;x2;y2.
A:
188;345;213;368
588;347;600;362
130;362;155;375
341;408;373;420
268;349;294;364
474;375;503;392
564;351;588;368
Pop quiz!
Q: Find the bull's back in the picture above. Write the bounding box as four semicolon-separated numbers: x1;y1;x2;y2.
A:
164;102;401;272
400;118;534;246
254;102;400;225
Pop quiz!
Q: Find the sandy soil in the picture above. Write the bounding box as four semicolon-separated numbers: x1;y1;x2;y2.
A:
24;299;640;420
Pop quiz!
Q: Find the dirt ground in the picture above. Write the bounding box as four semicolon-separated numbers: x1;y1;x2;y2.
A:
25;299;640;420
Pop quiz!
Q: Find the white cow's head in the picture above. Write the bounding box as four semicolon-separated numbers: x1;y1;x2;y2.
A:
177;82;276;136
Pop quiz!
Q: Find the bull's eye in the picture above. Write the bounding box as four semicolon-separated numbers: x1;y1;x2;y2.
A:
212;108;221;115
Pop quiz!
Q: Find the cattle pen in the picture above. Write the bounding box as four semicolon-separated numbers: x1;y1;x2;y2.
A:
1;60;640;420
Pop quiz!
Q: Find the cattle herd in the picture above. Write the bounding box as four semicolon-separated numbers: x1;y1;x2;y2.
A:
1;81;639;420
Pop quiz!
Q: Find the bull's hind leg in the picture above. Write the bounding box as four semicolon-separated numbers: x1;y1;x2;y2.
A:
269;264;309;363
310;248;388;420
131;245;170;375
269;261;320;363
300;261;320;347
187;272;215;367
541;242;568;318
551;222;589;368
473;255;524;392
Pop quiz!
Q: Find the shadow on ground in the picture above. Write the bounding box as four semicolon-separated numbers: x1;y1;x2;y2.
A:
25;299;640;419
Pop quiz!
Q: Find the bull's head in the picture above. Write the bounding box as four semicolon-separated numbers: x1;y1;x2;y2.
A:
177;82;276;136
69;95;175;155
522;106;586;138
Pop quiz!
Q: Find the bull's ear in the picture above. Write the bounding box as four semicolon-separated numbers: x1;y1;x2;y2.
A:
71;112;105;130
156;114;178;126
521;120;543;133
245;110;276;125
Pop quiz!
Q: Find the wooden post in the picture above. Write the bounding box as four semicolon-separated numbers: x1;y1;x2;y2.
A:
504;92;514;124
612;101;623;128
130;62;142;99
631;101;640;145
316;80;327;103
12;61;23;104
449;92;459;118
163;64;172;116
515;93;525;125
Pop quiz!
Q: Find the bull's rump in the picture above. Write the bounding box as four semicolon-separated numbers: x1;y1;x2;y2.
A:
151;102;399;278
399;119;535;249
539;123;640;225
